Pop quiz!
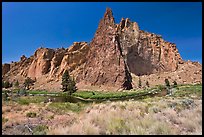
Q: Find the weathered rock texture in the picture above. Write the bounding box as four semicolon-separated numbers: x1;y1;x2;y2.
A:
2;64;10;75
77;8;133;90
2;8;202;91
131;61;202;89
28;48;55;79
116;18;183;76
2;42;89;91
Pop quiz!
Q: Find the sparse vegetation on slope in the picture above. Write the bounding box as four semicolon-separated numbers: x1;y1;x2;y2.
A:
49;93;202;135
47;84;202;135
17;96;46;105
33;125;49;135
46;102;87;114
173;84;202;98
26;112;37;118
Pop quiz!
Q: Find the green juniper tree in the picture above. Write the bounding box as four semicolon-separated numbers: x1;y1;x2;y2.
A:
173;80;177;88
4;81;10;89
24;77;35;90
164;78;170;88
61;70;77;95
146;81;149;88
69;76;77;95
2;81;5;88
14;80;19;88
138;77;142;88
61;70;70;92
164;78;171;95
10;82;13;88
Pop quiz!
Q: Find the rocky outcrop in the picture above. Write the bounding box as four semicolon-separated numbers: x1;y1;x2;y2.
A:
2;56;34;84
20;55;27;62
25;42;90;80
2;8;202;91
78;8;133;90
131;61;202;89
2;64;10;75
59;42;89;76
49;48;67;77
116;18;183;76
27;48;55;79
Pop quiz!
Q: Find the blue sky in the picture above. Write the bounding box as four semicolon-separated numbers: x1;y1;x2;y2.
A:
2;2;202;64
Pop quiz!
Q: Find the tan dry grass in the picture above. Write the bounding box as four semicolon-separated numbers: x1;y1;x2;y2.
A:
48;97;202;135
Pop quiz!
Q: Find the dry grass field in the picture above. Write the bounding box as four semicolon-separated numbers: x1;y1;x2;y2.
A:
2;84;202;135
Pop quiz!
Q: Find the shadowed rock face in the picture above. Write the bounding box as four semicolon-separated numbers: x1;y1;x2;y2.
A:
116;17;183;76
2;64;10;75
2;8;201;91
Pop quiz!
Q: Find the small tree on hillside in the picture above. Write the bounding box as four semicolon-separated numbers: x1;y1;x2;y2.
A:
2;81;5;88
9;82;13;88
69;76;77;95
146;81;150;88
165;78;171;95
138;77;142;88
4;81;10;89
14;80;19;88
164;79;170;88
173;80;177;88
61;70;77;95
24;77;35;90
61;70;70;92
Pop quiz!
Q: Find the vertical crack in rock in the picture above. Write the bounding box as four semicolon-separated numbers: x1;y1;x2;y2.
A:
115;32;133;90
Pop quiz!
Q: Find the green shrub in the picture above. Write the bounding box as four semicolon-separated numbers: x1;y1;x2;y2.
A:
47;102;85;114
146;81;150;88
23;77;35;90
48;115;54;120
33;125;48;135
156;85;166;91
173;84;202;97
17;89;29;96
4;81;11;88
17;96;46;105
165;79;170;87
138;77;142;88
28;90;48;95
18;98;30;105
2;117;8;123
14;80;19;88
26;112;37;118
173;81;177;88
108;118;128;134
73;90;151;100
2;81;5;88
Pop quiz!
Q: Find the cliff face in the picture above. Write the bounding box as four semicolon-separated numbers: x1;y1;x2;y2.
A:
116;18;183;76
2;42;89;90
28;48;55;79
2;8;202;91
131;61;202;89
2;64;10;75
77;8;133;90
